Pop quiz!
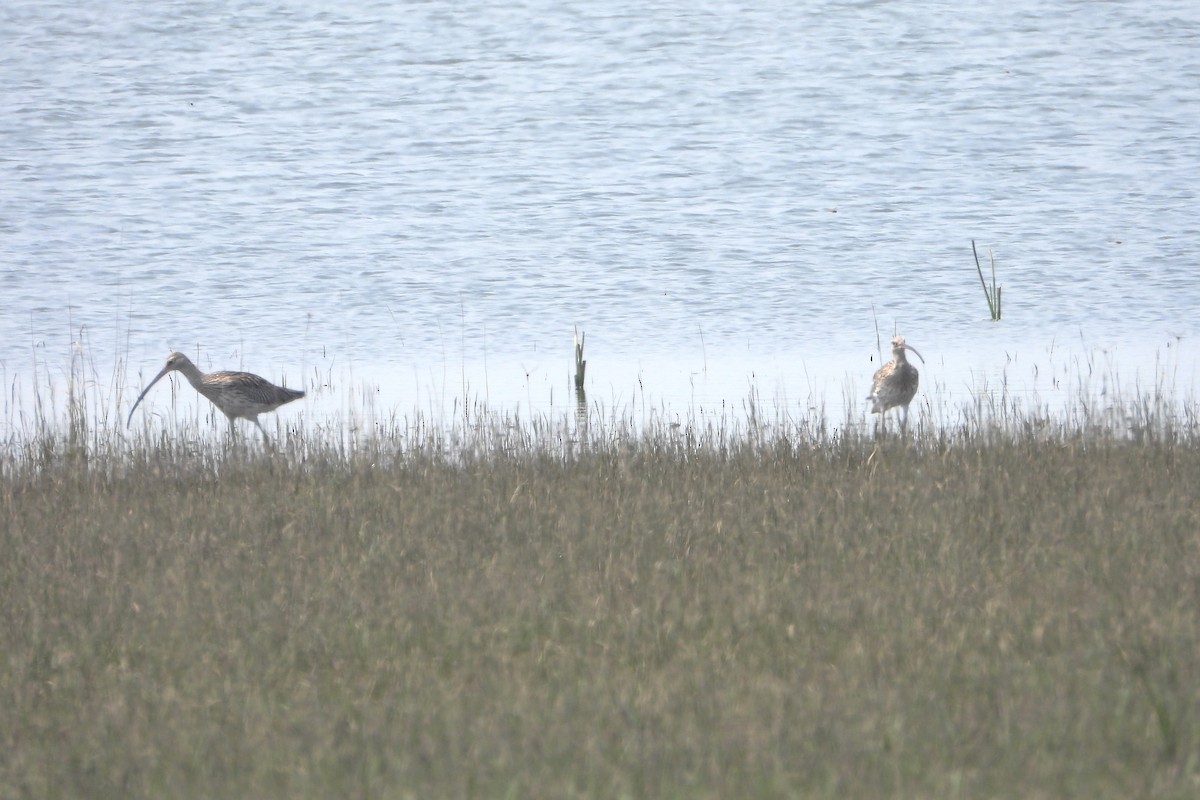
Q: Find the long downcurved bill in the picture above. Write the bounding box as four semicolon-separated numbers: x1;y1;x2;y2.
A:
902;343;926;364
126;365;174;427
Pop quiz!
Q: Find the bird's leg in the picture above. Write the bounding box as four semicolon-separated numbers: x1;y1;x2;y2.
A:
220;415;248;457
253;417;271;444
899;405;909;434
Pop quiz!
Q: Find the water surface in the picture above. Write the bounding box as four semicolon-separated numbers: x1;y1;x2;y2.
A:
3;0;1199;435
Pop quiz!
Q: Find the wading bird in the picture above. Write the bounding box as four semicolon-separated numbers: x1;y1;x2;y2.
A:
868;335;924;433
127;352;304;441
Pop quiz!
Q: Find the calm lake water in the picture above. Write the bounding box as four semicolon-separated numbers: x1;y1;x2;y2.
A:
3;0;1199;437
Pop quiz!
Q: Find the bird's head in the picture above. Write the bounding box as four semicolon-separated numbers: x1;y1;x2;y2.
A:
127;352;197;427
891;336;925;364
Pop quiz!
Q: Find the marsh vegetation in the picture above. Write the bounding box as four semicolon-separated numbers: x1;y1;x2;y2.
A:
2;359;1199;799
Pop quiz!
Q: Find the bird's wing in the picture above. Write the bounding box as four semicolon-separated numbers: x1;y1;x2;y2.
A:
208;370;277;390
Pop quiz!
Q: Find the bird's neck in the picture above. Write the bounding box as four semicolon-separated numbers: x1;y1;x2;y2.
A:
178;362;207;389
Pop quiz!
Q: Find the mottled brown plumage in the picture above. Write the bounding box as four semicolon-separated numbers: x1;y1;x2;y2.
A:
127;352;304;440
868;335;924;432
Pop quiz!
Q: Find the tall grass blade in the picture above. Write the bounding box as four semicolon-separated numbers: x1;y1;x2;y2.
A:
971;239;1002;321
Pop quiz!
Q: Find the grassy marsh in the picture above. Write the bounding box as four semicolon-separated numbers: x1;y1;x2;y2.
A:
3;364;1200;798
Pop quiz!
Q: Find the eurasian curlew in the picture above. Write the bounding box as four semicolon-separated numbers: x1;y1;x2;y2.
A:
868;335;924;433
127;352;303;441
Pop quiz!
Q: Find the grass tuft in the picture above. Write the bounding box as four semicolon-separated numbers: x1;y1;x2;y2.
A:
972;240;1003;321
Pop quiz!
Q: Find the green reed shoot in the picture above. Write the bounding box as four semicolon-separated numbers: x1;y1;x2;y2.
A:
972;240;1002;320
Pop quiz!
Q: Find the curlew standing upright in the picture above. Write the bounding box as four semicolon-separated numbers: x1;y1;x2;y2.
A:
127;352;304;441
868;335;925;433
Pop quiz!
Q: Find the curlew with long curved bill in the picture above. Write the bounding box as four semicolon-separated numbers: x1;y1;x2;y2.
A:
868;335;925;433
127;352;304;441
